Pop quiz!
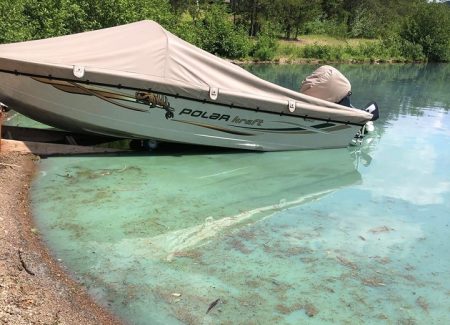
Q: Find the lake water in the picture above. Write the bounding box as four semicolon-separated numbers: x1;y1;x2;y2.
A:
29;64;450;324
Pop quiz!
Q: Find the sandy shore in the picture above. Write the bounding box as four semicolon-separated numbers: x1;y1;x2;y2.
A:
0;152;123;324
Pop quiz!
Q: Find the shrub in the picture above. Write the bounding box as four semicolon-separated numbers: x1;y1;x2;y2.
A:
195;4;251;59
400;40;426;62
251;32;278;61
400;3;450;62
380;34;404;58
295;39;425;63
0;2;32;43
171;12;201;45
302;18;327;35
349;7;379;39
3;0;176;42
302;18;347;38
300;43;345;61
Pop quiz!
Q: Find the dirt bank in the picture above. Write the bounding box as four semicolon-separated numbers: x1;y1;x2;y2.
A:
0;152;122;324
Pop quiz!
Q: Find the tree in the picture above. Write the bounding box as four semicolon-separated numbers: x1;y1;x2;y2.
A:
229;0;271;37
0;1;32;43
270;0;321;39
195;4;251;58
321;0;347;22
76;0;175;30
400;2;450;61
14;0;175;41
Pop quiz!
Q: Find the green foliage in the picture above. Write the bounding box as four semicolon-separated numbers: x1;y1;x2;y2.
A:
348;7;379;38
194;4;251;59
22;0;83;39
251;29;278;61
0;1;32;43
0;0;175;42
300;44;334;61
400;3;450;62
321;0;347;22
270;0;322;39
76;0;175;29
381;34;427;62
0;0;448;62
282;38;427;63
401;40;426;62
302;18;347;38
302;19;327;35
171;12;200;45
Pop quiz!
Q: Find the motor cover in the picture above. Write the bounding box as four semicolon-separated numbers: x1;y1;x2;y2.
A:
300;65;351;104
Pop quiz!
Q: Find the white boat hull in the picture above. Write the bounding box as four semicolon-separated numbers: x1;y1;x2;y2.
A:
0;73;362;151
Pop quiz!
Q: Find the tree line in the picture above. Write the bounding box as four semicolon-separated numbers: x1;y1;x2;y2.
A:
0;0;449;62
228;0;436;39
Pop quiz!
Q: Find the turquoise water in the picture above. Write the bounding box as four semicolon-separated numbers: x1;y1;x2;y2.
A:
31;64;450;324
4;110;51;128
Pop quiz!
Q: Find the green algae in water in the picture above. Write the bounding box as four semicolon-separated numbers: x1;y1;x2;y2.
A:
31;64;450;324
32;149;362;324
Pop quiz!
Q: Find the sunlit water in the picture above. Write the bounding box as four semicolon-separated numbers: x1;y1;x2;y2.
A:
28;64;450;324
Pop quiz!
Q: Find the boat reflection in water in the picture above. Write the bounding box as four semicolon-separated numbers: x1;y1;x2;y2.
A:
32;147;365;324
140;147;365;260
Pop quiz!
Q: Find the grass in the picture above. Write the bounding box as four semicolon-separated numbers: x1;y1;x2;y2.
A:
279;34;376;47
273;35;412;63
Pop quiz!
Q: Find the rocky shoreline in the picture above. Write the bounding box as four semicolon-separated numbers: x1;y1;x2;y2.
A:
0;152;122;324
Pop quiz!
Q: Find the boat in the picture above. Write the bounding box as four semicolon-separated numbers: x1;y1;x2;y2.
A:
0;20;379;151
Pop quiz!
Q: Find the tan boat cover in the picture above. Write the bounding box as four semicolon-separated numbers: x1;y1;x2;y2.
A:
300;65;351;103
0;20;372;124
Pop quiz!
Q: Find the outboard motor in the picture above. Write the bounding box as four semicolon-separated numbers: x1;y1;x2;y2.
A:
301;65;380;145
300;65;352;107
300;65;380;121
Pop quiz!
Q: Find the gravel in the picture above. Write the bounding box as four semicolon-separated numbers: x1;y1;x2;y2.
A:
0;152;123;325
